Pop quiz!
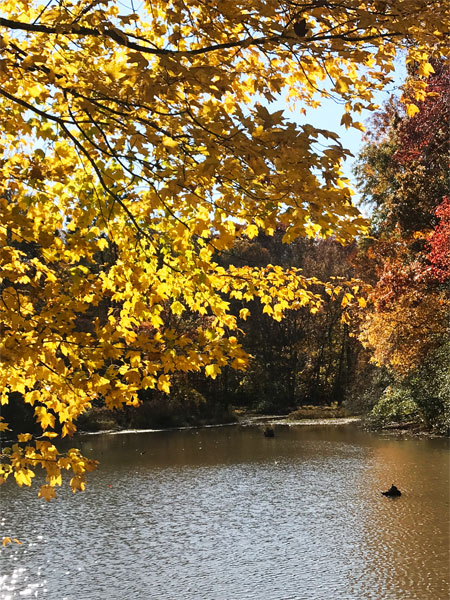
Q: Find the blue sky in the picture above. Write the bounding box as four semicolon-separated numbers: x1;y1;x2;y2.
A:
300;79;402;187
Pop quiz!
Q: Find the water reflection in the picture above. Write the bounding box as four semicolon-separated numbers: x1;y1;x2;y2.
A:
1;424;448;599
350;437;450;599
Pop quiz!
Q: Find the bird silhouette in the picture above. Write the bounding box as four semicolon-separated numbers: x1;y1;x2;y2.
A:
264;426;275;438
382;484;402;497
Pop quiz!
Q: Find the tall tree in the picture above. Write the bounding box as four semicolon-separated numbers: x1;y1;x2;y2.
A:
1;1;449;497
356;62;450;430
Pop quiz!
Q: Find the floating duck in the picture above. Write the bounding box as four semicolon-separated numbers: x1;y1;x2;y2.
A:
382;484;402;497
263;426;275;438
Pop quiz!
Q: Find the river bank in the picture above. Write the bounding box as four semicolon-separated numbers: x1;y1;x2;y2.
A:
76;401;357;434
76;401;447;438
77;415;363;437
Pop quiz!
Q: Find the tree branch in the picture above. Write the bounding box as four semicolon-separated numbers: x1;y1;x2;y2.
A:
0;16;283;57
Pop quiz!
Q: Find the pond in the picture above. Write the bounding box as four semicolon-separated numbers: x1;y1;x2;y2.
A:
1;423;449;599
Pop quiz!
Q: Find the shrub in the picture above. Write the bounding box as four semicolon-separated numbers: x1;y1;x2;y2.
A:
367;385;422;428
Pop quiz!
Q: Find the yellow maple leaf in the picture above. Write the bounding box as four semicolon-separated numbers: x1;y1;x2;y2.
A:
171;300;185;315
70;476;86;493
14;469;35;487
0;421;10;432
335;78;349;94
418;62;435;77
38;485;57;502
157;375;171;394
35;407;55;430
340;113;353;129
358;297;367;308
205;364;221;379
406;103;420;118
97;238;109;251
244;224;259;239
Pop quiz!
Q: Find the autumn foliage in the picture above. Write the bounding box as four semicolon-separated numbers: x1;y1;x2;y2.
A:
1;1;449;498
428;197;450;283
357;61;450;430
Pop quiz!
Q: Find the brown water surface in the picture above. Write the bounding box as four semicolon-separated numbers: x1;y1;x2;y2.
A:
1;423;449;599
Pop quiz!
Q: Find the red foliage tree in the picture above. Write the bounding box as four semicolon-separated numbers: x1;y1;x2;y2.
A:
356;62;450;375
427;196;450;283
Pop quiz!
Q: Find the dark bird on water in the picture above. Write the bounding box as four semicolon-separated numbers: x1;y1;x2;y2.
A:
264;426;275;438
293;19;308;38
382;484;402;497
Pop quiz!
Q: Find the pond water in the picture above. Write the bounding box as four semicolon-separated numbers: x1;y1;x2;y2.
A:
1;423;449;600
